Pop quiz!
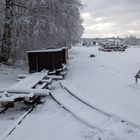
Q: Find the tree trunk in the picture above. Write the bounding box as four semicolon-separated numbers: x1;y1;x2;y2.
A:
0;0;14;63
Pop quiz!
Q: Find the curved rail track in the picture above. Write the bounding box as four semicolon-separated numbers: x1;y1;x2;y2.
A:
1;80;140;140
51;82;140;139
60;82;140;130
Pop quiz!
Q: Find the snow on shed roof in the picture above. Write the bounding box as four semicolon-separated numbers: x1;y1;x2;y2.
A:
27;47;67;53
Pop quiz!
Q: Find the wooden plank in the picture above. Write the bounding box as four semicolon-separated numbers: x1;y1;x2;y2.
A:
0;72;51;108
40;78;52;84
10;72;48;90
47;75;63;80
0;89;50;96
36;82;48;90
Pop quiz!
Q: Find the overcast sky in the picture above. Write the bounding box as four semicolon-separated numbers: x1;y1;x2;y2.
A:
81;0;140;38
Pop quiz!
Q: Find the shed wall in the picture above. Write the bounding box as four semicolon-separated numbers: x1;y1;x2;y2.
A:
28;48;68;73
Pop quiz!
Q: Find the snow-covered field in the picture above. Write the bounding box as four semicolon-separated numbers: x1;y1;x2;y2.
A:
0;45;140;140
64;46;140;125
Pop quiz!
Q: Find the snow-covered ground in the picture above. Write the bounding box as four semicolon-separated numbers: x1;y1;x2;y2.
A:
63;46;140;125
5;97;103;140
0;65;28;137
0;65;28;88
0;45;140;140
51;81;140;140
0;65;102;140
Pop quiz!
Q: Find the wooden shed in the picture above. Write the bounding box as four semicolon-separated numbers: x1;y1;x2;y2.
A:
28;47;68;73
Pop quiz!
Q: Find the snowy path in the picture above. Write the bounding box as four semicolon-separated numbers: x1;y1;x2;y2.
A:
64;46;140;125
51;82;140;140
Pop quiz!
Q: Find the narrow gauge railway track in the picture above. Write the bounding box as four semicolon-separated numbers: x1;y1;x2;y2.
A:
0;103;38;140
0;108;8;114
0;72;52;140
51;83;110;132
51;82;140;139
60;83;111;118
60;82;140;130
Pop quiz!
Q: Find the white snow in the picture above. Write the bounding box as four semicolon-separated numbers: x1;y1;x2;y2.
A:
63;46;140;125
0;66;28;137
51;81;140;140
27;47;67;53
0;65;28;88
0;102;29;138
4;97;103;140
0;72;50;102
9;72;48;90
0;108;33;140
51;83;109;131
1;46;140;140
0;65;103;140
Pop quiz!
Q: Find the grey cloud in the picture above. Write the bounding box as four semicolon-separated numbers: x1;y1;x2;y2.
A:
81;0;140;37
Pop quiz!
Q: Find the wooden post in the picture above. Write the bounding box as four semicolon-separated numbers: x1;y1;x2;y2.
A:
135;70;140;84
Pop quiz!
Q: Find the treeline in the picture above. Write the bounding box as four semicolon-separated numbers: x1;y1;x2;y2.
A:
0;0;84;64
125;35;140;46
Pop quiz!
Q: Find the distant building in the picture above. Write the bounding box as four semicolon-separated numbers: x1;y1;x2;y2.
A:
81;38;104;46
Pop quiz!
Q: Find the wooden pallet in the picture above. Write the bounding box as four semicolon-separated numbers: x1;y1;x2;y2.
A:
0;72;52;108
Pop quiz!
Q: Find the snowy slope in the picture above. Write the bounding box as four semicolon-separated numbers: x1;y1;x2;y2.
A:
63;46;140;125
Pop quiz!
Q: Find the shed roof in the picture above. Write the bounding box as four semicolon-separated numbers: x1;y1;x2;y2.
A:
27;47;67;53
